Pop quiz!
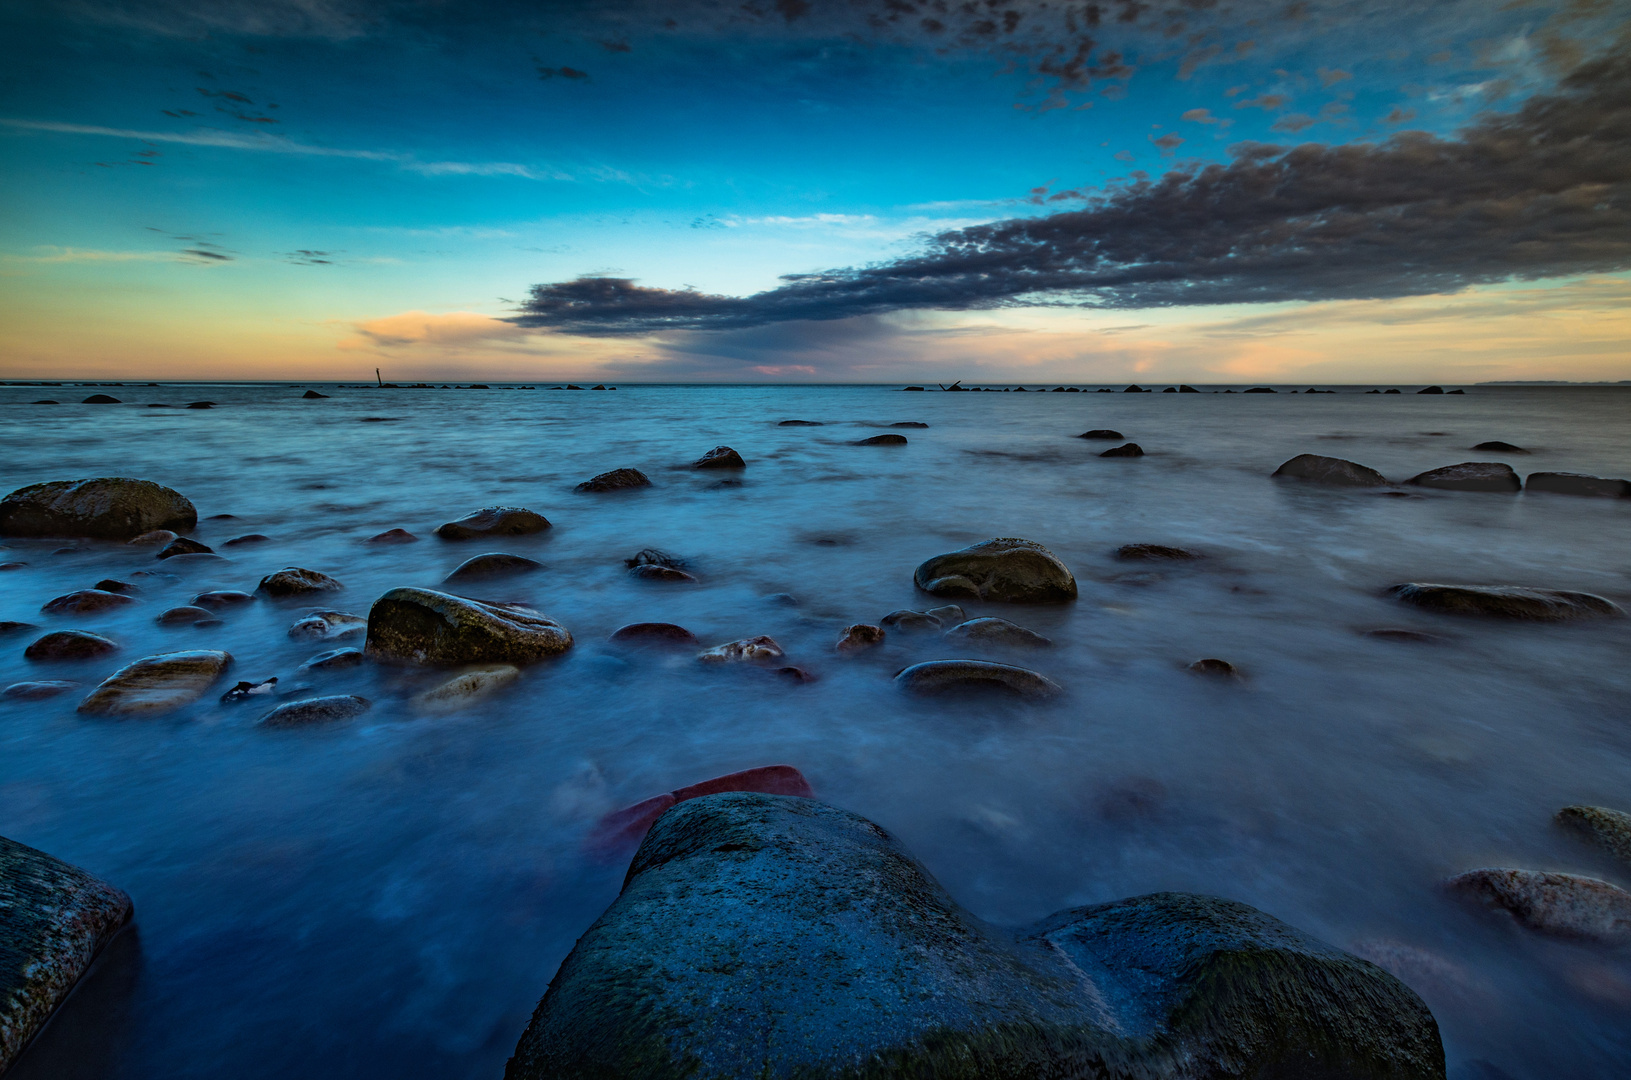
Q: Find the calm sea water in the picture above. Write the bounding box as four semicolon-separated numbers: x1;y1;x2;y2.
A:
2;383;1629;1078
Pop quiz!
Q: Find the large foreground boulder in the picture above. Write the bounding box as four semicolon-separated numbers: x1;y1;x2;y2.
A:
0;478;196;540
914;537;1076;603
365;587;572;664
77;650;233;716
1388;583;1622;621
0;835;134;1072
507;794;1444;1080
1272;454;1389;487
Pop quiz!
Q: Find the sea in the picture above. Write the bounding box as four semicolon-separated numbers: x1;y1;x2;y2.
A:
2;382;1629;1079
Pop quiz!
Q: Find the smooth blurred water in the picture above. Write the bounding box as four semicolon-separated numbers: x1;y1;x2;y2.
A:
1;382;1629;1078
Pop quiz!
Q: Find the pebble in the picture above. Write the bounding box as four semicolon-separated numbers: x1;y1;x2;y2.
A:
834;624;885;652
257;567;343;597
698;636;784;663
258;694;372;728
893;659;1062;698
1446;868;1631;943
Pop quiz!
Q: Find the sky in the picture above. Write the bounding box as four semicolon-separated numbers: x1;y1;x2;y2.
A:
1;0;1628;383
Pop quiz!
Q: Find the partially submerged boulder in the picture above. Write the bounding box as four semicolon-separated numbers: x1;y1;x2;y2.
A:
435;506;551;540
609;622;698;646
914;537;1077;603
834;624;885;653
692;445;745;469
0;478;196;539
2;681;78;700
943;617;1051;648
1272;454;1389;487
1077;429;1123;439
1117;543;1201;561
509;794;1444;1080
444;553;543;583
0;835;134;1073
1099;442;1144;458
257;567;342;597
287;610;366;640
1557;806;1631;865
1525;472;1631;498
854;434;907;446
698;636;784;664
365;587;573;665
156;537;213;559
259;694;371;728
1472;441;1528;453
1405;462;1520;493
894;659;1061;698
77;650;232;716
576;469;650;493
1446;868;1631;943
412;665;520;713
1388;583;1621;621
41;590;136;616
24;630;118;660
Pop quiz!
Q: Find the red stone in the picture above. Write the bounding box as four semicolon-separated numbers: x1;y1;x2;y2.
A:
590;765;814;855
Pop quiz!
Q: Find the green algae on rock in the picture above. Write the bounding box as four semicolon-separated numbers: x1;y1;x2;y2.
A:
364;588;572;665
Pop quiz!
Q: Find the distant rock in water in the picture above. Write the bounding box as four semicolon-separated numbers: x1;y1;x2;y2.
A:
1100;442;1144;457
692;445;745;469
81;394;121;404
192;590;254;610
94;578;136;594
855;434;907;445
1077;429;1123;439
367;528;419;544
943;617;1051;648
41;589;136;616
157;537;214;559
508;793;1442;1080
77;650;233;716
834;623;885;652
0;477;197;539
258;567;343;597
259;694;371;728
1446;868;1631;943
1558;805;1631;866
157;606;216;626
777;420;823;426
1472;440;1529;453
889;421;929;428
1244;386;1277;393
894;659;1061;698
1272;453;1389;487
435;506;551;540
127;529;178;546
914;537;1076;603
1417;386;1444;394
1363;628;1446;644
1188;657;1242;678
1406;462;1520;493
1526;472;1631;498
184;402;213;409
223;533;270;546
1118;543;1201;561
1389;583;1621;621
0;834;134;1074
880;609;944;631
610;622;698;646
24;629;118;660
575;468;651;492
445;553;544;583
302;389;329;399
365;587;572;665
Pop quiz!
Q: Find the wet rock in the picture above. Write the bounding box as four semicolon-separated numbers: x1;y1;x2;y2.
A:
890;421;929;428
1472;441;1528;453
1272;453;1389;487
0;621;35;637
435;506;551;540
1100;442;1144;457
1245;386;1277;393
0;562;25;571
77;650;233;716
184;401;213;409
3;680;78;700
698;636;784;664
127;529;177;546
854;433;908;446
1406;462;1521;493
776;665;818;683
93;578;137;594
625;548;684;570
445;552;544;583
223;533;270;546
925;604;965;624
777;420;823;426
692;445;745;469
610;622;699;646
258;694;371;728
629;563;697;583
1188;657;1242;678
257;567;342;597
157;537;214;559
881;609;943;631
1118;543;1201;561
1417;386;1444;394
302;389;328;399
287;610;367;640
1446;868;1631;943
914;537;1077;603
367;528;418;544
220;678;277;703
834;624;885;652
1525;472;1631;498
1557;806;1631;865
0;477;197;540
192;590;254;610
0;835;134;1073
41;589;136;616
894;659;1062;698
575;468;650;492
413;664;520;713
1389;583;1621;621
944;617;1051;648
156;606;216;626
301;647;365;670
81;393;121;404
365;587;573;665
512;794;1441;1080
1363;628;1447;643
589;765;815;851
1077;429;1124;439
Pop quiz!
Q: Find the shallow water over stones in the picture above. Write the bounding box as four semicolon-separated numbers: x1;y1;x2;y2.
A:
1;383;1630;1079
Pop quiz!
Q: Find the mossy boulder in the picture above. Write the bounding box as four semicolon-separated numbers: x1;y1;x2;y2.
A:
506;794;1444;1080
364;587;572;665
0;478;196;540
914;537;1076;603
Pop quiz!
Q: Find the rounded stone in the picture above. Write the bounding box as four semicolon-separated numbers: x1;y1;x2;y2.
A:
1118;543;1201;561
365;587;573;665
157;606;216;626
192;590;255;610
157;537;214;559
1077;429;1124;439
257;567;343;597
3;680;78;700
943;617;1051;648
1389;583;1621;621
77;650;233;716
301;648;365;670
41;590;136;616
1472;441;1528;453
1100;442;1145;457
1446;868;1631;943
287;610;366;640
1525;472;1631;498
610;622;699;646
367;528;419;544
1557;806;1631;865
698;636;784;664
914;537;1076;603
835;624;885;652
1188;657;1242;678
0;477;197;540
575;469;651;492
693;445;745;469
1406;462;1521;493
258;694;371;728
629;563;697;583
24;630;119;661
445;552;544;582
127;529;178;546
412;664;521;713
881;609;942;631
855;434;907;445
223;533;271;546
1272;454;1389;487
894;659;1061;697
435;506;551;540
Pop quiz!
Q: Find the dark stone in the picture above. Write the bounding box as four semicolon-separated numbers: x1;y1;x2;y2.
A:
915;537;1076;603
1557;805;1631;866
895;659;1062;697
778;420;824;426
855;434;907;445
1179;384;1200;392
0;478;196;540
81;394;121;404
435;506;551;540
220;678;278;703
880;609;943;631
445;553;544;583
1188;657;1242;678
625;549;685;570
184;402;213;409
943;616;1051;648
2;681;78;700
1244;386;1277;393
776;665;818;683
902;386;924;390
1099;442;1144;457
301;647;365;670
192;590;254;610
508;794;1443;1080
93;579;136;594
367;528;418;544
365;587;573;665
258;694;371;728
156;537;213;559
223;534;270;546
889;421;928;428
1472;441;1528;453
588;766;815;852
1389;583;1621;621
834;624;885;652
1117;543;1200;561
0;835;133;1073
286;610;366;640
30;400;58;405
1526;472;1631;498
610;623;699;646
0;562;26;571
1446;389;1466;395
301;389;329;399
697;636;785;664
156;606;215;626
41;590;136;616
257;567;342;597
629;564;698;583
693;445;745;469
576;468;651;492
24;630;118;660
1123;384;1146;392
1077;429;1124;439
127;529;176;546
1405;463;1520;493
1417;386;1444;394
77;650;233;716
1272;453;1389;487
1363;628;1446;643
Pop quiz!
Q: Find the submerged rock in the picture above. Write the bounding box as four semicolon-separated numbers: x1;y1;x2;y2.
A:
834;624;885;653
1272;454;1389;487
302;389;328;399
156;537;213;559
94;579;137;594
1077;429;1124;439
223;533;270;546
855;434;907;445
1099;442;1145;457
890;421;929;428
1557;806;1631;865
692;445;745;469
1446;868;1631;943
925;604;965;624
157;605;216;626
0;477;196;539
1389;583;1622;621
445;552;544;583
575;468;650;492
1117;543;1201;561
301;647;365;671
1526;472;1631;498
778;419;823;426
0;835;134;1073
192;590;254;610
367;527;419;544
1406;462;1521;493
127;529;178;546
435;506;551;540
698;636;784;664
879;609;939;631
610;622;699;646
589;765;816;852
914;537;1077;603
1472;441;1528;453
259;694;371;728
1363;628;1446;643
1188;657;1242;678
41;589;136;616
895;659;1061;697
287;610;367;640
257;567;342;597
24;629;118;660
78;650;233;716
365;587;573;665
413;664;520;713
628;563;697;583
943;617;1051;648
510;794;1443;1080
3;680;78;700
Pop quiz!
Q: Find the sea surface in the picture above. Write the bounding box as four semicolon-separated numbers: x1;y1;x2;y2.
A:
2;382;1629;1079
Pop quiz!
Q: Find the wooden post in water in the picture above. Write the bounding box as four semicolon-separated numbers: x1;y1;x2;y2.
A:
376;368;382;387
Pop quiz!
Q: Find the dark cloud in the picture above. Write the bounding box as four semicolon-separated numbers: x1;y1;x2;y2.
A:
516;54;1631;334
